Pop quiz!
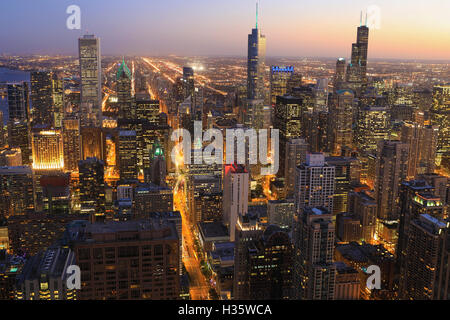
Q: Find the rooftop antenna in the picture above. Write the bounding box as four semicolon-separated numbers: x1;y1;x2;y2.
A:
360;11;362;27
365;12;368;27
256;0;259;29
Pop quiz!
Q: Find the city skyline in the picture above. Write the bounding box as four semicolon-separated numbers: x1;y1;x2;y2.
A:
1;0;450;60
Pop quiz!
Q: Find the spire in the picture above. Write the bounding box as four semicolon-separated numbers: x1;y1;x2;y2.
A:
365;12;368;27
256;0;259;29
360;11;362;27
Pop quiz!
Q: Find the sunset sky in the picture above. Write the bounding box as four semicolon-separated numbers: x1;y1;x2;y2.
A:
1;0;449;60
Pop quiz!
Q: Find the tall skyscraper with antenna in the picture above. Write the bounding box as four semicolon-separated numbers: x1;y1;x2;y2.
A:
346;12;369;96
246;1;266;128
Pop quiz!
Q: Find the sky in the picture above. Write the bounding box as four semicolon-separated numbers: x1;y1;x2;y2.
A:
1;0;450;60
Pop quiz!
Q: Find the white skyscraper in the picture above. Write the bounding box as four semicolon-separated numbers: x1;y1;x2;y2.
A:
223;164;249;241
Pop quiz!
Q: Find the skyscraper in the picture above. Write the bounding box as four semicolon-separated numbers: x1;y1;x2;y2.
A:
374;140;409;221
0;166;34;217
62;119;81;172
67;219;180;300
431;84;450;167
293;206;336;300
346;15;369;96
117;58;133;121
79;34;102;128
400;214;449;300
182;67;195;101
397;180;444;281
223;164;249;242
247;2;266;127
270;66;294;106
334;58;346;92
78;157;105;218
401;122;438;179
234;224;293;299
118;130;138;181
329;89;355;155
273;95;304;177
284;138;308;198
31;129;64;171
295;153;335;213
30;71;53;126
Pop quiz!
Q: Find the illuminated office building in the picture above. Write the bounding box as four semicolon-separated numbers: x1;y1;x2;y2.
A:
374;140;409;221
52;74;64;128
182;67;195;101
329;89;355;155
30;71;53;126
273;95;304;177
295;153;335;213
133;183;173;216
284;138;308;198
79;34;102;128
234;224;293;300
400;214;449;300
293;206;336;300
118;130;138;181
7;120;31;165
31;129;64;171
117;58;133;121
356;106;390;153
270;66;294;106
431;84;450;166
81;127;104;161
0;166;34;218
15;247;77;300
62;119;81;172
326;156;360;215
401;122;438;179
223;164;249;242
334;58;346;92
136;93;159;124
78;157;105;217
68;219;180;300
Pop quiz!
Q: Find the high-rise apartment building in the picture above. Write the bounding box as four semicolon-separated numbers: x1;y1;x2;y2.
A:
293;206;336;300
401;122;438;179
295;153;335;213
284;138;308;197
374;140;409;220
30;71;53;126
400;214;449;300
